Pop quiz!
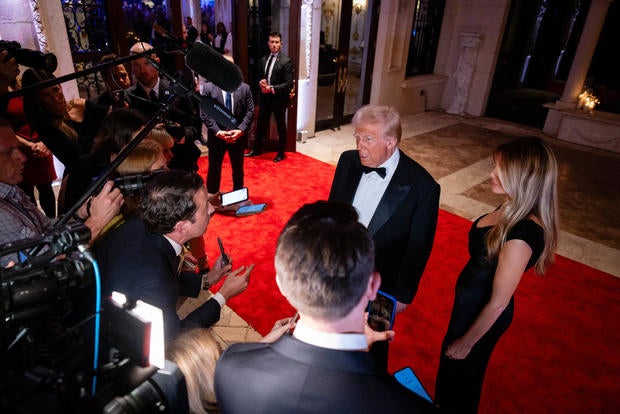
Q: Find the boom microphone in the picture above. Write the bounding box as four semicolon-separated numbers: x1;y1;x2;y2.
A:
185;42;243;92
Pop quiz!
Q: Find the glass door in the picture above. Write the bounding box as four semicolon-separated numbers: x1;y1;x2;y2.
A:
316;0;369;130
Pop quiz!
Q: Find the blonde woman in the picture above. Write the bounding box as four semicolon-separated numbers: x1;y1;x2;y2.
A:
167;329;222;414
435;137;559;414
168;320;294;413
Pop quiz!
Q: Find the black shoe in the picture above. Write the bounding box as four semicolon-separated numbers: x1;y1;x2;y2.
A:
273;153;285;162
245;150;261;157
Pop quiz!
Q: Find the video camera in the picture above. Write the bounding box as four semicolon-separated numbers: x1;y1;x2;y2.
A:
0;225;188;412
0;40;58;73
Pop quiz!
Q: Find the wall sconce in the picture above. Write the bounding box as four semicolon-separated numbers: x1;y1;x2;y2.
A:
353;0;366;15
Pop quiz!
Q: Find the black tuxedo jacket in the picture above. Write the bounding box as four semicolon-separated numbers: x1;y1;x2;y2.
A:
215;335;437;413
94;217;221;340
329;149;440;304
259;52;294;106
200;81;254;140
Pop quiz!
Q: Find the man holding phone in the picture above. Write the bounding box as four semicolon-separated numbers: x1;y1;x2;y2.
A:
95;170;252;340
215;201;436;413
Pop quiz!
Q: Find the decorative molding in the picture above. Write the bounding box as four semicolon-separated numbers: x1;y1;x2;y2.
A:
28;0;48;53
300;0;313;79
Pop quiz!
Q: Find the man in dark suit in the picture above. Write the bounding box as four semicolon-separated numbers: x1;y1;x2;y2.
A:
215;201;436;413
200;55;254;194
95;170;252;340
329;105;440;312
185;16;198;45
246;31;294;162
127;42;202;172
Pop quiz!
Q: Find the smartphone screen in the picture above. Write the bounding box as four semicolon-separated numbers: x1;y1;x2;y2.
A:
221;187;248;206
393;367;434;403
236;203;266;216
366;290;396;332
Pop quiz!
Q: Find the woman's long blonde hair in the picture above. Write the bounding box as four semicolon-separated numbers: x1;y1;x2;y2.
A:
486;137;559;274
167;329;223;413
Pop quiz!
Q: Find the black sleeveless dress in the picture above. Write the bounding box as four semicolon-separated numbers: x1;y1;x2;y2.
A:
435;216;544;414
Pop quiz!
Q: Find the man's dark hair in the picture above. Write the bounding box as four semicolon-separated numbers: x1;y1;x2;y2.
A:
99;53;119;77
275;200;375;320
140;170;204;235
269;31;282;40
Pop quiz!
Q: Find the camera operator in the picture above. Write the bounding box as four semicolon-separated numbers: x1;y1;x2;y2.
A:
94;169;252;340
0;118;124;267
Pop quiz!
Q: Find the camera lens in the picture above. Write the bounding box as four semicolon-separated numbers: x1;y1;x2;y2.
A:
103;379;165;414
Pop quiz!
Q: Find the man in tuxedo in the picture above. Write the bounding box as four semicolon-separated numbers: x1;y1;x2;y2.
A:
246;31;294;162
329;105;440;313
215;201;436;413
200;56;254;194
95;170;251;340
127;42;201;172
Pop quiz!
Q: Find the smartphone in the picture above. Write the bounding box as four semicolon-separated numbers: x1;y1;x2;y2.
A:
235;203;267;217
366;290;396;332
221;187;249;206
393;367;434;404
217;237;229;265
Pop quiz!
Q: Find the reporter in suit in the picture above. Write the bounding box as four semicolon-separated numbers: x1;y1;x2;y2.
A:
200;55;254;194
215;201;436;413
247;31;294;162
95;170;252;340
329;105;440;312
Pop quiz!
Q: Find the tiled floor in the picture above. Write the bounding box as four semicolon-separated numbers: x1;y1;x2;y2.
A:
183;110;620;345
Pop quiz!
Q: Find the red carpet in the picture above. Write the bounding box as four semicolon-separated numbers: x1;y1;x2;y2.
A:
198;153;620;413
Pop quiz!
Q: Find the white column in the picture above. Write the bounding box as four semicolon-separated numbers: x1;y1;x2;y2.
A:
556;0;613;108
296;0;322;140
36;0;79;99
446;32;481;115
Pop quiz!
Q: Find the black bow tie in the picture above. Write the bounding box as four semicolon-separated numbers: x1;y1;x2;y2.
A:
362;166;386;178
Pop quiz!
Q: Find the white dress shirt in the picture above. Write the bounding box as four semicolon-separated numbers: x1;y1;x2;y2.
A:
352;150;400;227
293;319;368;351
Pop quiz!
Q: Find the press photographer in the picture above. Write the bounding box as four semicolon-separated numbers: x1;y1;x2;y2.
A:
0;119;123;267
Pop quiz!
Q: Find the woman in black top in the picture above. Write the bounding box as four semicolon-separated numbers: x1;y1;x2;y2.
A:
435;137;559;413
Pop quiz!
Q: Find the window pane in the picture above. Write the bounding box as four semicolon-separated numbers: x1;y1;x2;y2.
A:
406;0;445;76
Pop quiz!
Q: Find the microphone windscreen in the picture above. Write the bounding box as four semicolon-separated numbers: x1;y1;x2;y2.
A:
185;43;243;92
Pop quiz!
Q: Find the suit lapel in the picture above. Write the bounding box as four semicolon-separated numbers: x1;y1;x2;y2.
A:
367;153;413;235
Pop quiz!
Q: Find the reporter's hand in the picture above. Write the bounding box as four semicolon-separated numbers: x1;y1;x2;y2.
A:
218;263;253;301
31;141;50;157
261;316;296;343
83;181;124;241
67;98;87;122
363;312;395;347
207;253;232;286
